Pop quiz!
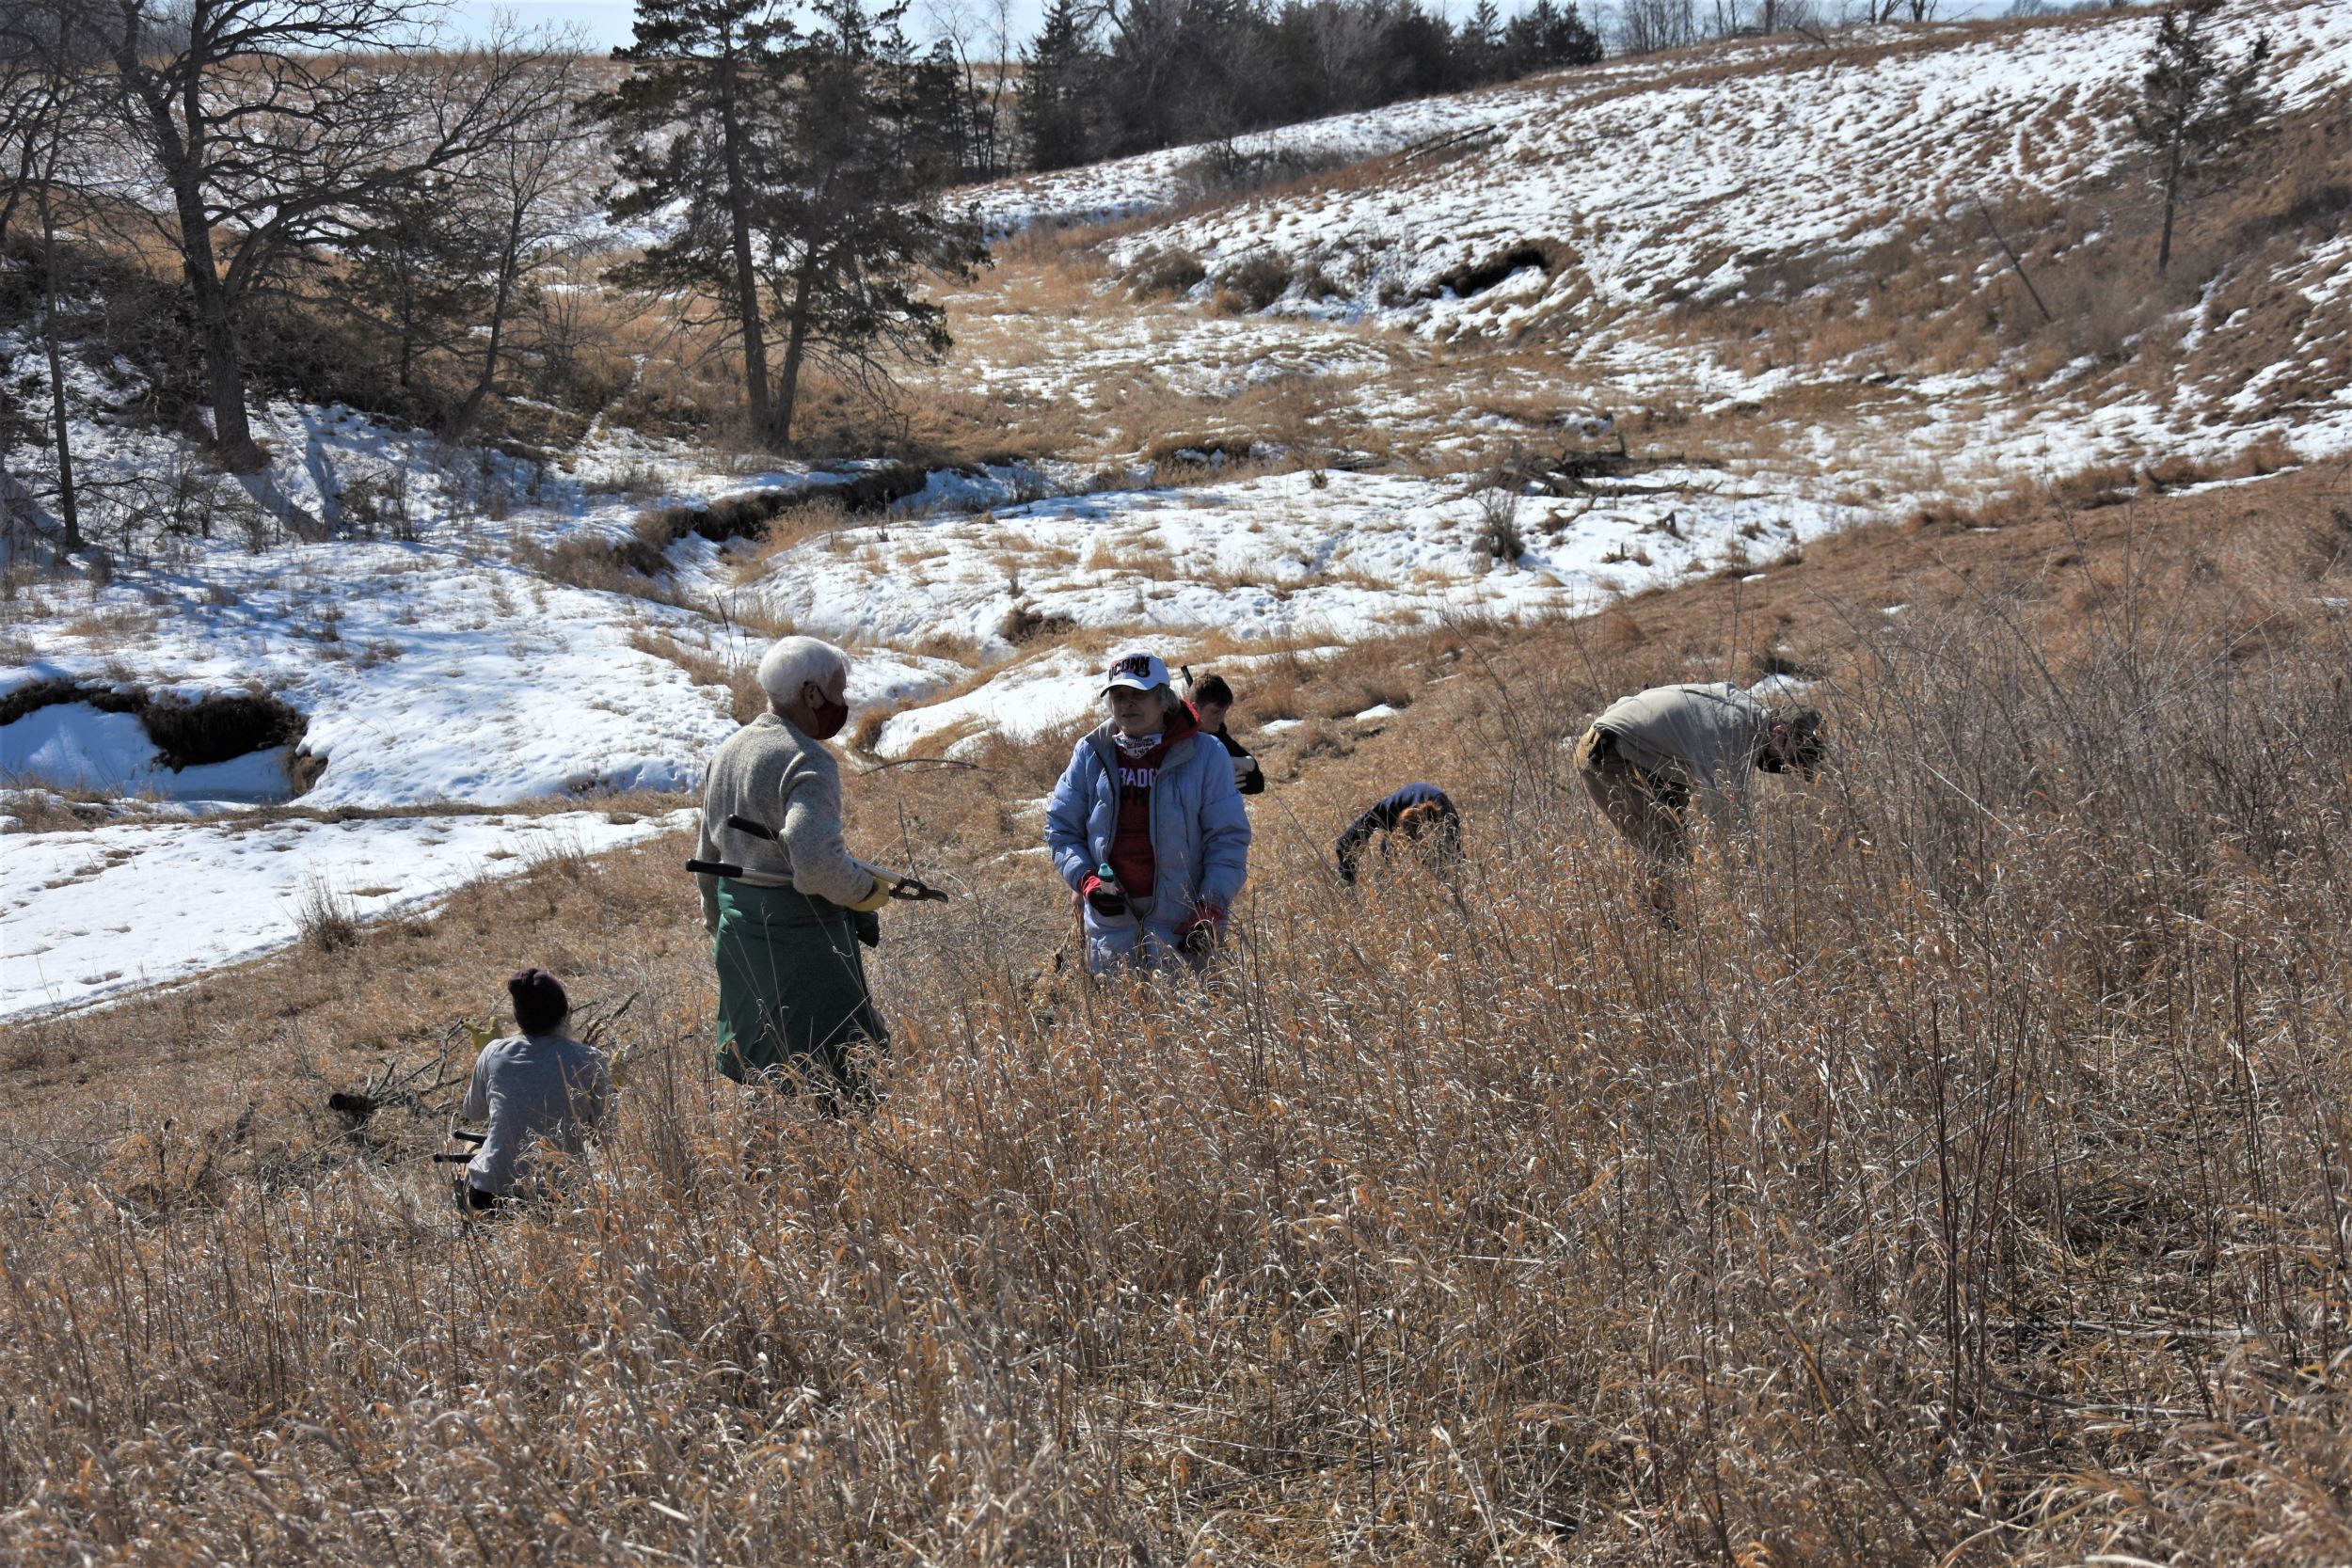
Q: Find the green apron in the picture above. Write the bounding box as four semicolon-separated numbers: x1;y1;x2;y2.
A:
712;879;888;1098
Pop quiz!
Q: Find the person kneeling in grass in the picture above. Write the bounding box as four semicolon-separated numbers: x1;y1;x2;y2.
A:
695;635;895;1104
459;968;613;1212
1334;783;1462;886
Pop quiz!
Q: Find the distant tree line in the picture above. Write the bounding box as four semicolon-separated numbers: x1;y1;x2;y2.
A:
1018;0;1603;172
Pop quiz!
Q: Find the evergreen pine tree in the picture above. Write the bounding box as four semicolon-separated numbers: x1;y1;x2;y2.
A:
2130;0;2274;277
1504;0;1601;74
596;0;794;441
342;174;498;403
762;0;989;443
1018;0;1100;171
1463;0;1504;83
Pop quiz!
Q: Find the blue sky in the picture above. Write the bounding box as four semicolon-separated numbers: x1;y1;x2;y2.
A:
441;0;2009;60
440;0;1042;54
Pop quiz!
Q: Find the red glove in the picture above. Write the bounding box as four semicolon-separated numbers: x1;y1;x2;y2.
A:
1178;903;1226;956
1080;872;1127;916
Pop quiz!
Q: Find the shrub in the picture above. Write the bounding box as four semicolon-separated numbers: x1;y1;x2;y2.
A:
1126;246;1209;299
1474;485;1526;563
1215;251;1294;313
293;874;359;952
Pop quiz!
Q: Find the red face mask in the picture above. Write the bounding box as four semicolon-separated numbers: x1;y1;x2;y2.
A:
803;690;850;740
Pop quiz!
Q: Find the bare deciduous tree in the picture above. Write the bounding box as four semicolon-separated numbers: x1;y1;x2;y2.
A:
103;0;557;472
921;0;1018;180
444;52;593;440
1;0;109;548
1615;0;1698;55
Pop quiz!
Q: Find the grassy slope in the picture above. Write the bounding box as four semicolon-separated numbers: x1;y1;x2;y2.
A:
3;462;2347;1563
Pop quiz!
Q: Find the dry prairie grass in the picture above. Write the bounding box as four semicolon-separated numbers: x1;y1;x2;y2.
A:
1;472;2349;1564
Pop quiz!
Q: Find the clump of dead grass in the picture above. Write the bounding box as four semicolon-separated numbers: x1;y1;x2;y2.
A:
628;628;766;724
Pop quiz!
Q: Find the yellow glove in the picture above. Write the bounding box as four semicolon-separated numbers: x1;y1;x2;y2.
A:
845;874;892;912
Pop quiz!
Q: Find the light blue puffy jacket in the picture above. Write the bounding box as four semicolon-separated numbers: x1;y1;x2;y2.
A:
1045;722;1251;916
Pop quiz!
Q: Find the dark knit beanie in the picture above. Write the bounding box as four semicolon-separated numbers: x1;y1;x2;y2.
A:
507;968;569;1036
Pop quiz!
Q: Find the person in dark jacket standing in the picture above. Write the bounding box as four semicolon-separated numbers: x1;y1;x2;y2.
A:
1334;783;1461;885
1186;673;1265;797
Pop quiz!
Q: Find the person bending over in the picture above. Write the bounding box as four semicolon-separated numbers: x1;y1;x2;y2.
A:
1570;681;1824;921
1334;783;1461;885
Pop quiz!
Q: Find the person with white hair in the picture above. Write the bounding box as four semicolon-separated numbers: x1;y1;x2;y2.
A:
695;635;893;1102
1045;648;1251;974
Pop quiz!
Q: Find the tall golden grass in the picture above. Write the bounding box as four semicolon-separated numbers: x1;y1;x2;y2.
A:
2;499;2347;1562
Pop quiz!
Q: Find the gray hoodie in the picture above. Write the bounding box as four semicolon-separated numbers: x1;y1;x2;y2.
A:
461;1032;612;1197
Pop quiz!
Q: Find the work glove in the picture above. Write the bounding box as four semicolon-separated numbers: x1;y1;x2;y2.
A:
846;874;893;913
1232;755;1259;784
1178;903;1225;957
1080;872;1128;917
853;909;882;950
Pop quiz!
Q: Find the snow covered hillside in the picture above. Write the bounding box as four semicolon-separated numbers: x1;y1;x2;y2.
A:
941;0;2352;494
1094;6;2352;331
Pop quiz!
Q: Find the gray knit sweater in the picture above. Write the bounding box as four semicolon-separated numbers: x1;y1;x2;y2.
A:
696;712;877;927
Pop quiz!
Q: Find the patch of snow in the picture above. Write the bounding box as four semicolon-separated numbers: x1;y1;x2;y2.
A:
872;646;1103;758
0;703;292;805
0;807;694;1019
753;467;1863;657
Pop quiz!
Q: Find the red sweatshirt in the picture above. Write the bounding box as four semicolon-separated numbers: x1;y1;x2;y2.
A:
1105;705;1198;901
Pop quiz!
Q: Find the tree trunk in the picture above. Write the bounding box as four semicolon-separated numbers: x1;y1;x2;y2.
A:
2156;124;2185;277
151;55;264;472
183;215;263;471
0;136;33;250
396;286;416;390
37;183;80;550
773;246;820;449
451;210;523;443
718;60;775;445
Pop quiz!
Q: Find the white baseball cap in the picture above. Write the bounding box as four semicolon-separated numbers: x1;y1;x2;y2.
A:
1102;649;1171;692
